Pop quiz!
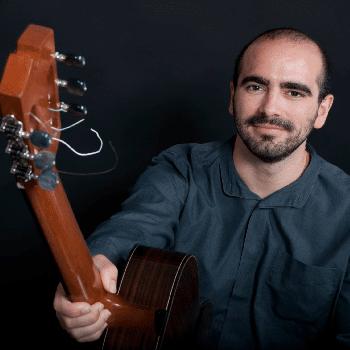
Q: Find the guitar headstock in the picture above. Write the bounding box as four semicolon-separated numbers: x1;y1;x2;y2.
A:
0;24;87;190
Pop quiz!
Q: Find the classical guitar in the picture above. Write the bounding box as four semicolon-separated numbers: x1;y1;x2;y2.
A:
0;24;212;349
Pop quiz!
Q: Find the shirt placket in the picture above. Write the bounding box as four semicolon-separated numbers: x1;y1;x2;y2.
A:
218;202;277;349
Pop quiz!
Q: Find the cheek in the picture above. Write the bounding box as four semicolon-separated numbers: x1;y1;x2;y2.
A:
291;108;319;131
234;94;258;117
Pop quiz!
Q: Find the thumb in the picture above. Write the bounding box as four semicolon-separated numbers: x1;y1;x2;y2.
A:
92;254;118;294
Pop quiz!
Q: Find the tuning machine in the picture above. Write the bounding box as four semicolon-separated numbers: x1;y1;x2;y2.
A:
53;51;88;114
11;161;59;191
56;78;87;97
54;52;85;67
50;102;87;116
2;116;56;171
1;114;29;139
1;115;52;148
6;140;55;171
1;114;58;190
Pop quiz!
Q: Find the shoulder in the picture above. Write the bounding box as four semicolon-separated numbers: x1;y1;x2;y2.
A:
318;156;350;184
152;140;225;173
131;140;227;199
315;153;350;193
161;140;224;158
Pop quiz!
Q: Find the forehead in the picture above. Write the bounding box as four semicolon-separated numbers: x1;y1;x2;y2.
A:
240;38;323;88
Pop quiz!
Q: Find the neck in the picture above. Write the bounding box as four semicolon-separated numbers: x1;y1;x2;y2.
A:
233;135;310;199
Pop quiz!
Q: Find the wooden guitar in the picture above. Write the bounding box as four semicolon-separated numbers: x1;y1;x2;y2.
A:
0;24;212;349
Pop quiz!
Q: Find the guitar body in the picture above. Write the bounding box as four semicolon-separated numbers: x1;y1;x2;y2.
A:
104;246;201;349
0;24;212;349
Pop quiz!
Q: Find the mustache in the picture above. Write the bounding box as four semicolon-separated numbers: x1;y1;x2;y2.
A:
245;114;295;132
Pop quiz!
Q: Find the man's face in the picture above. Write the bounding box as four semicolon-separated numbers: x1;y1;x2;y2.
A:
229;38;325;163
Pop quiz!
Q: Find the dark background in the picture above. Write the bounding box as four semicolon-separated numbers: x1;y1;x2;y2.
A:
0;0;349;348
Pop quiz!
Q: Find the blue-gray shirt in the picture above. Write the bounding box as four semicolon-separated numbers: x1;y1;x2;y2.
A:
87;137;350;349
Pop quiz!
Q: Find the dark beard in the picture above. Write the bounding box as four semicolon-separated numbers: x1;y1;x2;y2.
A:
233;109;316;164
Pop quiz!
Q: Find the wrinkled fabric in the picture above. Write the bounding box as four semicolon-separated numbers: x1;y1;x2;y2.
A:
87;136;350;349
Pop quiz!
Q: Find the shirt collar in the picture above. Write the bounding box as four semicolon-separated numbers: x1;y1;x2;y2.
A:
219;136;320;208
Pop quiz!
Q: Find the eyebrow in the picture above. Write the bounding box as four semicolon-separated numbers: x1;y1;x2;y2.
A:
280;81;312;96
240;75;313;97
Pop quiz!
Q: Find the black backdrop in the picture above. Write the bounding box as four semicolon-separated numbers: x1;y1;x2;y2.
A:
1;0;349;348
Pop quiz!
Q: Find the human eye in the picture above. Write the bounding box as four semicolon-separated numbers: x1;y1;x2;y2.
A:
287;90;304;98
246;85;263;92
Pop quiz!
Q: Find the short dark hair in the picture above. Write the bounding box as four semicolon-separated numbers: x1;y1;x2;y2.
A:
232;28;332;103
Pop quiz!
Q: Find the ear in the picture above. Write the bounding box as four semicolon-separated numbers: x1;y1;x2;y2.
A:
314;94;334;129
228;81;235;115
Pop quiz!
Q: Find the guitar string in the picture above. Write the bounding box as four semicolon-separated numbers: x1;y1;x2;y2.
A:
29;112;103;156
28;112;118;175
58;140;118;176
53;129;103;156
30;112;85;131
51;118;85;131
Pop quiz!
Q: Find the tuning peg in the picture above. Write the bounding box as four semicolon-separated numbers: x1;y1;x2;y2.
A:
59;102;88;116
56;78;87;96
37;169;59;191
11;162;59;191
29;130;52;149
48;102;88;116
33;151;56;170
54;52;85;67
6;140;55;171
1;115;52;148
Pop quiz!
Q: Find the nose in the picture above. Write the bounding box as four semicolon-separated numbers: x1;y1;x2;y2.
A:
258;88;282;118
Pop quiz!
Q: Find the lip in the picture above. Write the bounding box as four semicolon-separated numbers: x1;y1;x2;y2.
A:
253;124;286;132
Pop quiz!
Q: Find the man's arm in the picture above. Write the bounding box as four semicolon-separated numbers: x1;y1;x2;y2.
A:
54;147;189;342
86;151;189;267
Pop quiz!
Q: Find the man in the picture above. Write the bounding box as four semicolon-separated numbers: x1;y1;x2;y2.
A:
54;28;350;349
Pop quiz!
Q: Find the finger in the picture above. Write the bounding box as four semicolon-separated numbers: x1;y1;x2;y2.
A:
53;283;92;317
92;255;118;294
76;323;108;343
71;308;111;341
100;264;118;294
59;302;106;330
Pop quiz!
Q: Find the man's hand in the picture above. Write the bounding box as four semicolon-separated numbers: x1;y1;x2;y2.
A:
53;254;118;342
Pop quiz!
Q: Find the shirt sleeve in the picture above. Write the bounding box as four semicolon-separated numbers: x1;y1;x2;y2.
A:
86;148;189;268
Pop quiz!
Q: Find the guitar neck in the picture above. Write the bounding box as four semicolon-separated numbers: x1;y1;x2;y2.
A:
0;25;169;343
24;174;104;304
